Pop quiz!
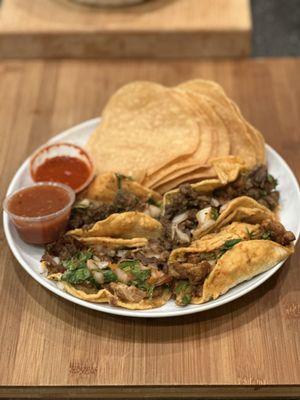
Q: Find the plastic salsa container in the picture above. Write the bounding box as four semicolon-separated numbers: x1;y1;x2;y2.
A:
3;182;75;244
30;142;94;193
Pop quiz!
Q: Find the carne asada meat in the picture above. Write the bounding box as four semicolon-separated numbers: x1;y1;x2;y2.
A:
169;260;212;285
260;219;295;245
68;189;146;230
214;165;279;210
164;166;279;228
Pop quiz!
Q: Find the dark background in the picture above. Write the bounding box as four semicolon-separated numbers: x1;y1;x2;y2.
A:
251;0;300;56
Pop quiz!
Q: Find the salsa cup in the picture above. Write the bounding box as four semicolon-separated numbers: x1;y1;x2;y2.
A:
3;182;75;245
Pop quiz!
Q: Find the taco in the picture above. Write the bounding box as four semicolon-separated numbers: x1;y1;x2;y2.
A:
68;173;162;232
67;211;163;242
43;245;172;310
168;220;295;306
192;196;275;239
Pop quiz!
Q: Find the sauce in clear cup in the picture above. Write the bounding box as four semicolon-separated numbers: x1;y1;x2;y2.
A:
3;182;75;244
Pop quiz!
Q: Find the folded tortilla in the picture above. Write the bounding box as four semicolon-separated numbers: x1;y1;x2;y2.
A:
79;172;162;203
168;225;293;304
193;196;275;239
47;272;171;310
67;211;163;241
200;240;293;303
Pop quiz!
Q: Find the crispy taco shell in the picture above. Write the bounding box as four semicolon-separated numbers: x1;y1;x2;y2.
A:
80;172;161;203
193;196;275;239
68;211;162;240
47;273;171;309
198;240;293;303
73;237;149;248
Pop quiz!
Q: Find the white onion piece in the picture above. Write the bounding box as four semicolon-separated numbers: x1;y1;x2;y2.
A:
211;198;220;207
172;211;189;225
171;212;189;240
174;227;190;243
96;261;109;269
114;267;130;283
149;205;161;218
93;271;104;284
53;257;60;264
117;250;127;258
196;207;215;231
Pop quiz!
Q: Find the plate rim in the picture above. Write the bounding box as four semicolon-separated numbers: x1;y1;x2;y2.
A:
3;118;300;318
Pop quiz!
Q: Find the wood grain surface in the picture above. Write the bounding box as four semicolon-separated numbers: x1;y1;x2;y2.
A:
0;0;251;58
0;58;299;398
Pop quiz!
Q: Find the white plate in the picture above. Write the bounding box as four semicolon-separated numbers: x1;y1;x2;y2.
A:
3;118;300;318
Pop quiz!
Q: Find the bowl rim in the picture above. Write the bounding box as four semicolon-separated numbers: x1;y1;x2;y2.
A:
29;141;95;194
3;181;76;222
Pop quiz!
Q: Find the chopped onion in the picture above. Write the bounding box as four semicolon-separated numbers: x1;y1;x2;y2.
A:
117;250;127;258
93;271;104;284
115;267;130;283
175;227;190;243
211;198;220;207
196;207;215;231
148;205;161;218
171;211;190;243
172;211;189;226
53;256;60;264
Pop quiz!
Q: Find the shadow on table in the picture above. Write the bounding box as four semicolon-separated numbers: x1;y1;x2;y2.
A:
13;253;292;346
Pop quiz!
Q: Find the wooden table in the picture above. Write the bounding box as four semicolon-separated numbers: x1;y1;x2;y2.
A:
0;0;251;58
0;58;299;399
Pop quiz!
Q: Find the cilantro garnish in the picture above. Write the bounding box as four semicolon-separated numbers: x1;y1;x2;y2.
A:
116;173;133;190
210;207;219;221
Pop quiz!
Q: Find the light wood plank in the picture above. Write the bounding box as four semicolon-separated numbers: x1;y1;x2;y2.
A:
0;59;299;397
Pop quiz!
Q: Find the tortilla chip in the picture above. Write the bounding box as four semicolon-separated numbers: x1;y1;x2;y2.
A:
142;88;230;188
199;240;293;303
80;172;161;203
178;80;258;168
230;100;266;164
86;81;199;180
68;211;162;239
193;196;275;239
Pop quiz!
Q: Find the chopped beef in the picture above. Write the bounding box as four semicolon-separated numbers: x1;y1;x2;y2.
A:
164;167;279;228
214;165;279;210
108;282;146;303
164;184;212;219
68;190;146;230
169;258;212;284
41;253;65;274
44;235;85;261
260;219;295;246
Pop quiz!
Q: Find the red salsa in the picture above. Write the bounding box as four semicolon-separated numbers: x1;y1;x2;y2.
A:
32;156;91;191
5;184;74;244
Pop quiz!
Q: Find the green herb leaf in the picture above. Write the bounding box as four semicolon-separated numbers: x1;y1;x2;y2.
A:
103;270;118;283
210;207;219;221
116;173;133;190
267;174;278;187
260;189;267;197
182;294;191;305
119;260;151;287
147;197;161;207
261;230;271;240
62;267;91;284
218;238;242;258
246;227;256;240
175;280;190;294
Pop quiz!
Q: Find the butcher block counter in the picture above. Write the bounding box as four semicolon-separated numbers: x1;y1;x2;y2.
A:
0;58;299;399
